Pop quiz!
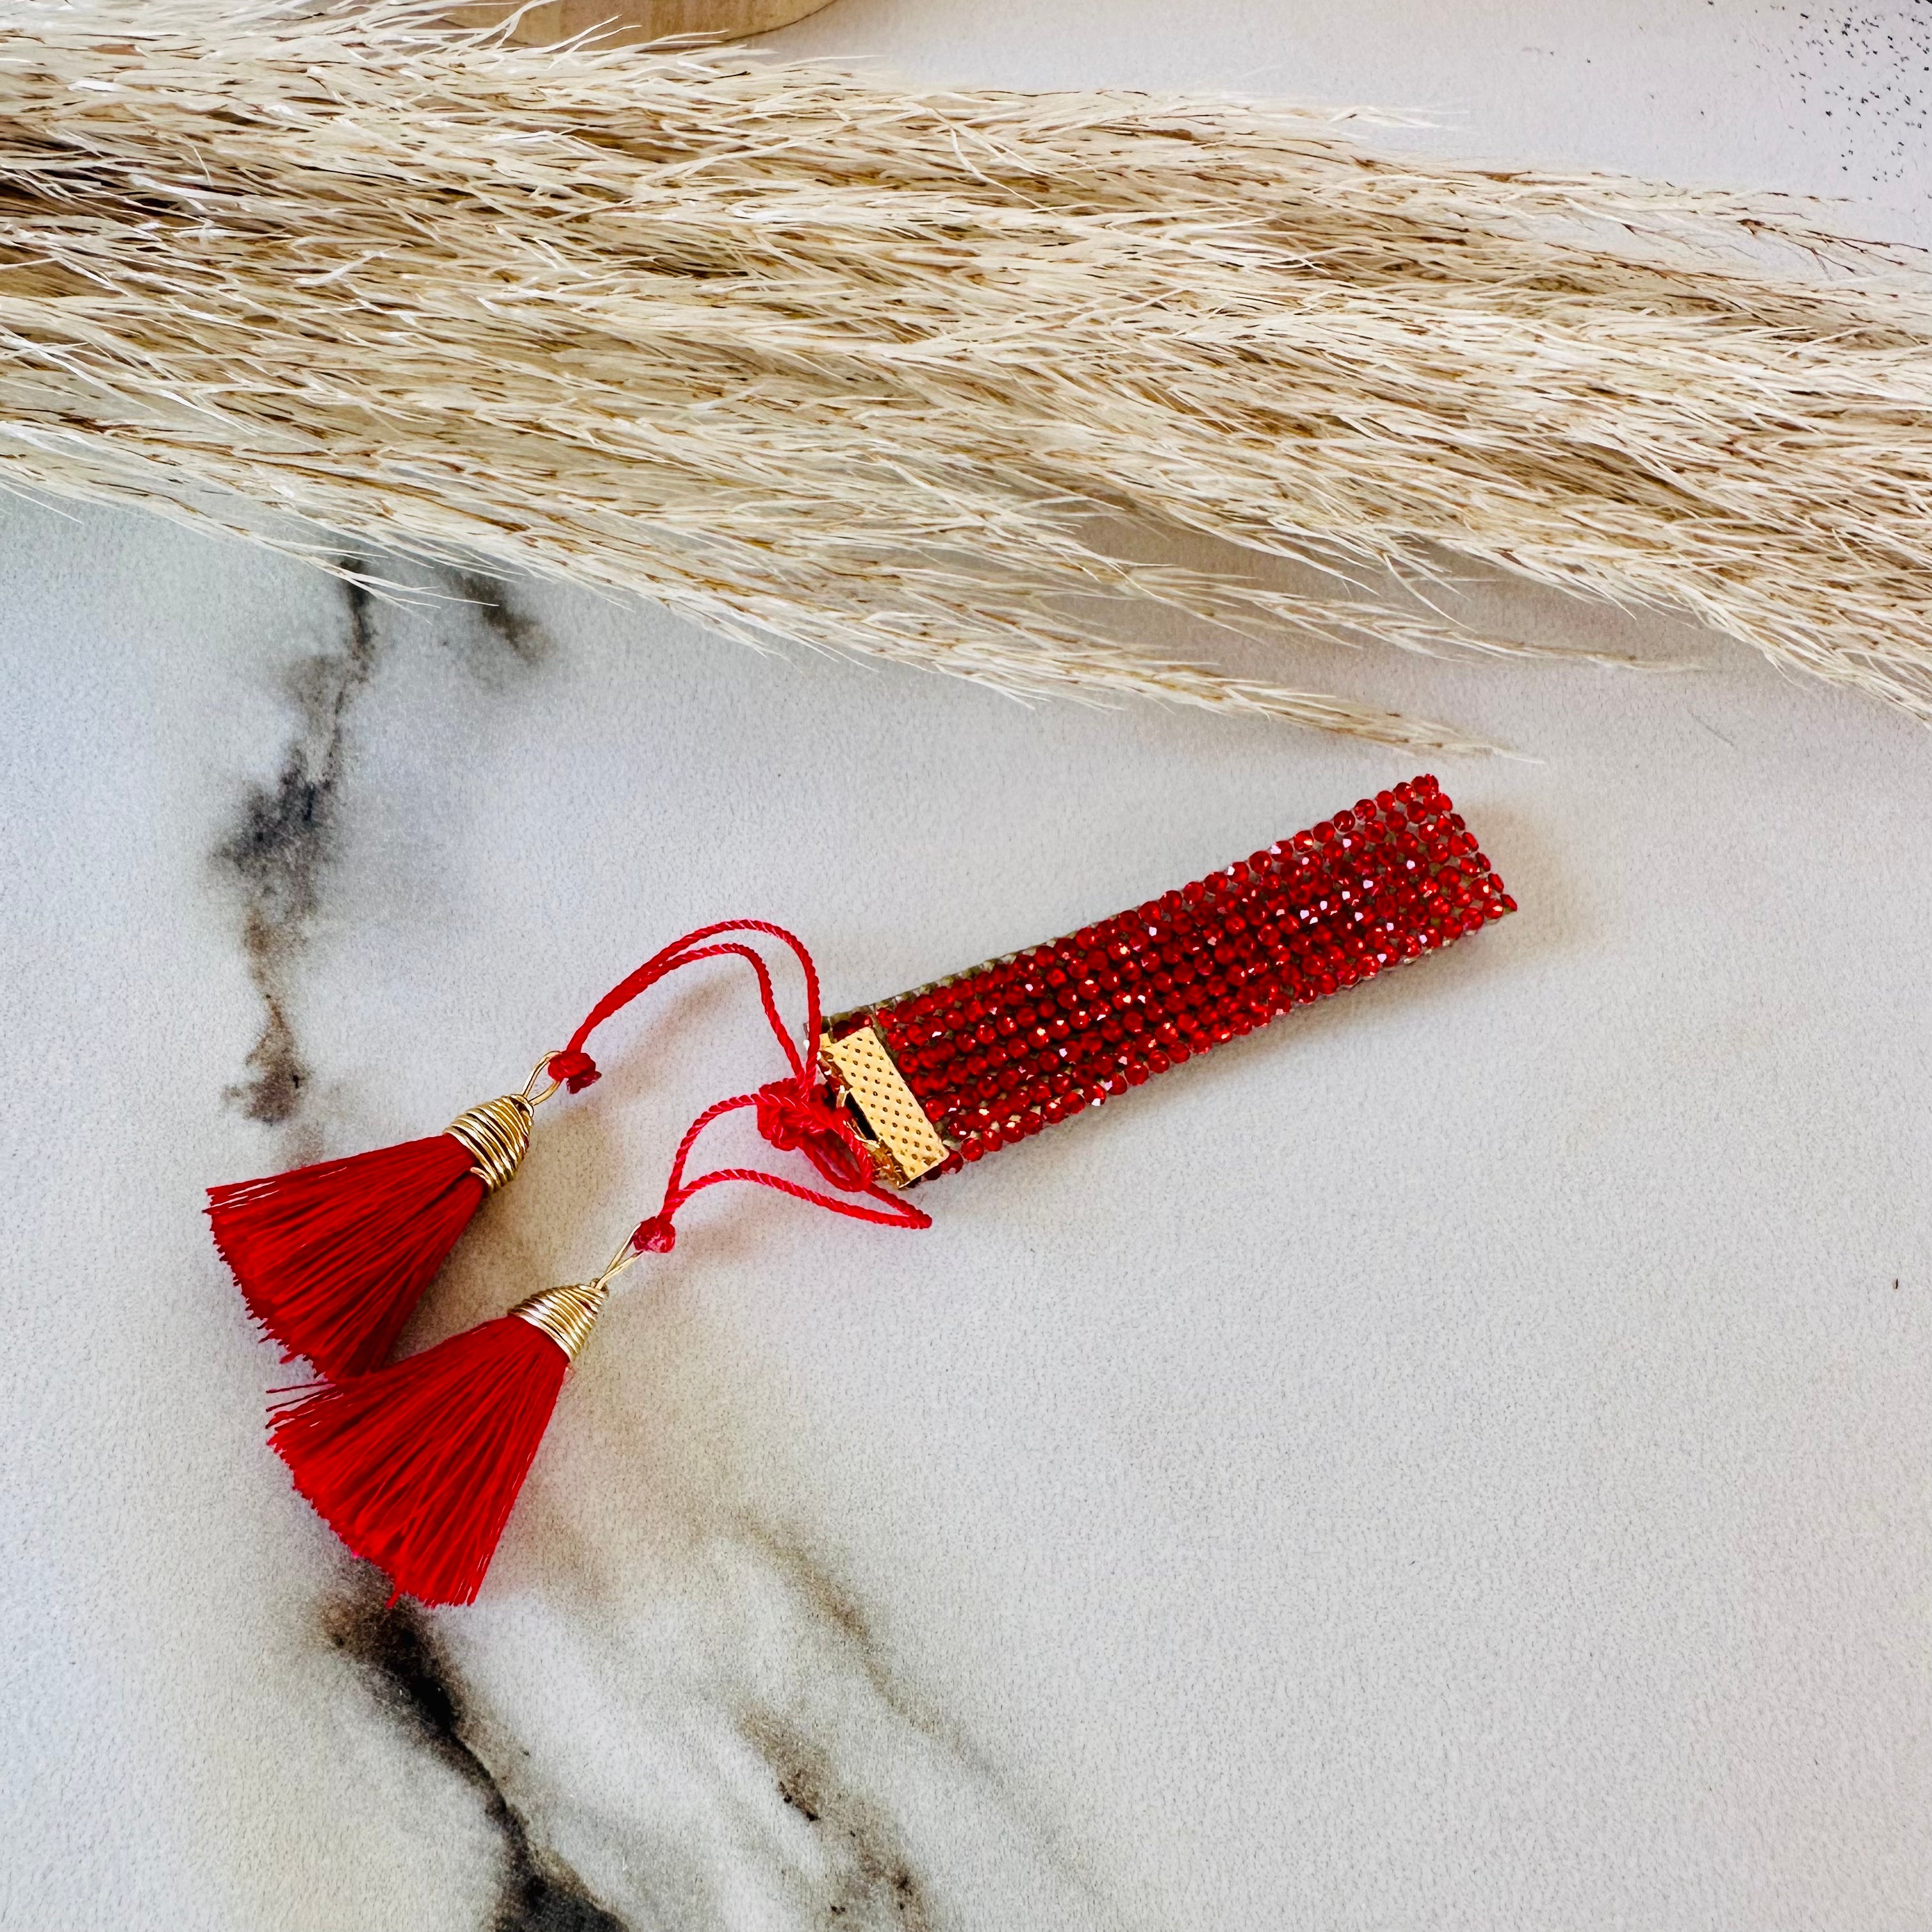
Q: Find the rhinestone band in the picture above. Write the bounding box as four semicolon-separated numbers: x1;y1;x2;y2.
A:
829;775;1513;1177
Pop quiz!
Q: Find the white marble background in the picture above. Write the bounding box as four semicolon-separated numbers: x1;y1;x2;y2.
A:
3;4;1929;1929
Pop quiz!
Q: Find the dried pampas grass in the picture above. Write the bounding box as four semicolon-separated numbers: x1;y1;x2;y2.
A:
2;1;1931;747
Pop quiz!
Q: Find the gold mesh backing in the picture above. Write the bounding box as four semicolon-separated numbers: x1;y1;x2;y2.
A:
819;1026;949;1186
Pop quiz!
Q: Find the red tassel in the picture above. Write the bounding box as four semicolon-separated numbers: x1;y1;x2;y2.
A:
208;1092;534;1378
268;1283;604;1606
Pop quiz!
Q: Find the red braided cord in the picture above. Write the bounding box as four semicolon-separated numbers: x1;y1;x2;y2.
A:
546;924;928;1258
631;1092;930;1255
548;920;821;1091
578;941;803;1080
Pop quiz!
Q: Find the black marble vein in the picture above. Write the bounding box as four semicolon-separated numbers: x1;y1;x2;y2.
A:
448;571;553;673
325;1591;629;1932
748;1713;935;1930
218;572;379;1125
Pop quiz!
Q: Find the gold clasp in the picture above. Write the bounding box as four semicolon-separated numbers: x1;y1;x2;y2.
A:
818;1025;949;1187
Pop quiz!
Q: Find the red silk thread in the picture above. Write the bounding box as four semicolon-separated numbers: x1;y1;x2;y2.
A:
544;920;931;1263
546;919;821;1092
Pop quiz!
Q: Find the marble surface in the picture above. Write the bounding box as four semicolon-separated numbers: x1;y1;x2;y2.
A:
3;5;1929;1929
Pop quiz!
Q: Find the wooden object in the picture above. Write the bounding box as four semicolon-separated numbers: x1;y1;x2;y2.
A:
458;0;838;43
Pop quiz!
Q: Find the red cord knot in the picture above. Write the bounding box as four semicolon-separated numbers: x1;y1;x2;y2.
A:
548;1048;601;1093
631;1215;677;1255
754;1077;875;1193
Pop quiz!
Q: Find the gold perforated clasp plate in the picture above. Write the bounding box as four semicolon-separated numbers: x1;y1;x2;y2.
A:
818;1025;950;1187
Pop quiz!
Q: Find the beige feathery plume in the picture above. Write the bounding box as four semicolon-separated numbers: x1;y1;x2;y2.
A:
1;0;1929;747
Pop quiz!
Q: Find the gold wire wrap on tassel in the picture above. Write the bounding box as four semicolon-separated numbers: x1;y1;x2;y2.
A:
445;1094;535;1192
511;1282;607;1363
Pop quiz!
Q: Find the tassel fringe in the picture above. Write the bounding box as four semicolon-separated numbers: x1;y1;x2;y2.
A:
270;1310;575;1607
208;1135;487;1377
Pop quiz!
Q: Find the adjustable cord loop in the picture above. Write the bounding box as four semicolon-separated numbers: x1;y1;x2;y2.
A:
548;921;823;1095
553;921;929;1278
754;1075;877;1193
